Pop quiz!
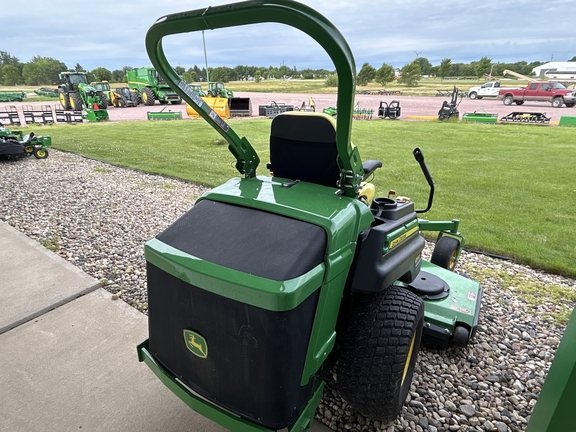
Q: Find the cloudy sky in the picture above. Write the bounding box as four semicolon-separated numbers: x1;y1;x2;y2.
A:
5;0;575;72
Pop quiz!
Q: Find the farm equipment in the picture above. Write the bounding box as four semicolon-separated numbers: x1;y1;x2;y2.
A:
322;106;336;116
559;115;576;127
190;84;206;96
186;97;230;118
147;105;182;120
0;106;21;126
258;101;294;118
138;1;482;431
0;127;51;160
34;88;59;98
438;85;461;121
499;112;551;124
206;82;251;116
323;101;373;119
110;87;139;107
127;66;182;105
58;72;109;122
295;95;316;112
462;111;498;123
23;105;54;125
90;81;112;107
0;91;26;102
207;82;233;98
378;100;401;119
352;101;373;120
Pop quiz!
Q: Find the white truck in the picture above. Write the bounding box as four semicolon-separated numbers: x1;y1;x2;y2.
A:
468;81;518;100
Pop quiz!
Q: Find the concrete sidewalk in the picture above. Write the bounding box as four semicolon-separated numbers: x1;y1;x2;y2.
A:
0;222;331;432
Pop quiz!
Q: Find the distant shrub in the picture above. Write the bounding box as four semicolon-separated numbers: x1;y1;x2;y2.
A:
325;74;338;87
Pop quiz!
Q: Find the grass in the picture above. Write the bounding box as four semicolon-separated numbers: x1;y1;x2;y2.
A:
221;77;528;96
34;118;576;279
39;235;60;252
465;265;576;325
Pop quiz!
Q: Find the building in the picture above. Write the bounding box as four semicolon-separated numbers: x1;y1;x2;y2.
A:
531;62;576;78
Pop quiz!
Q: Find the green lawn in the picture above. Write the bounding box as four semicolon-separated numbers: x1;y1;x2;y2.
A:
41;118;575;278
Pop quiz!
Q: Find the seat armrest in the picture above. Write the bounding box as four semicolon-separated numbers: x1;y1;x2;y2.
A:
362;159;382;179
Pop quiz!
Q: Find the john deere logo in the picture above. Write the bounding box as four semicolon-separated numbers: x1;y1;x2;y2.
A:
183;329;208;359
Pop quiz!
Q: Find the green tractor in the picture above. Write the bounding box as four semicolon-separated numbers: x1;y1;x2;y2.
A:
189;84;206;96
138;1;482;431
206;81;234;98
205;81;251;116
90;81;113;106
58;72;109;122
126;66;182;106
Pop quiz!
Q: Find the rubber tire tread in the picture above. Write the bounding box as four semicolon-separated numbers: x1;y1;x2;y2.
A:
33;148;48;159
430;236;460;270
59;90;71;110
70;93;83;111
142;87;156;106
337;286;424;422
96;91;108;109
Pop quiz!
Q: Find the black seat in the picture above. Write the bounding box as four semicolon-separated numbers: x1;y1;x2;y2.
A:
268;112;341;188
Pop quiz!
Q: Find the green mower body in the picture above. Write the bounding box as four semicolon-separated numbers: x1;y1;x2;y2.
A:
138;1;482;430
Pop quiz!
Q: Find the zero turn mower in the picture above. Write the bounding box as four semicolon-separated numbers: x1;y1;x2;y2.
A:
137;1;482;431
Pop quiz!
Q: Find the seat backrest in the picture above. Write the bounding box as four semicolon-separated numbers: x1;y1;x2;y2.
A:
269;112;340;188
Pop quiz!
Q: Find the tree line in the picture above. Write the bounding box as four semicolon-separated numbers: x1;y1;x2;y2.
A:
0;50;572;87
351;56;557;88
0;51;333;86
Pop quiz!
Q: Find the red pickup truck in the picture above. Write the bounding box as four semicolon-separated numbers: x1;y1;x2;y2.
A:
498;82;576;108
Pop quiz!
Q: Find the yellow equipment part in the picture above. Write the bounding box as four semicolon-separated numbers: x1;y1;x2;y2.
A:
358;182;376;206
110;91;125;107
186;97;230;119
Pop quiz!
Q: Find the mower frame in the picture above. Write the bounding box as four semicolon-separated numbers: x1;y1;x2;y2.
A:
138;1;482;430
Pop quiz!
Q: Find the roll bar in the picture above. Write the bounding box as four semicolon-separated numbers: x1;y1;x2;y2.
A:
145;0;364;197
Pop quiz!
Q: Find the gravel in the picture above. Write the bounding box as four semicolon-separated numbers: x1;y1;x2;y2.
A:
1;151;574;432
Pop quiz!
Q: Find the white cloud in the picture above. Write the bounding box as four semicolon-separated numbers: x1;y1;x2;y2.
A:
4;0;575;72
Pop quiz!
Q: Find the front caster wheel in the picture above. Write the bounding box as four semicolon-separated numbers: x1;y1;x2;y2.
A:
430;236;461;271
452;325;470;347
33;148;49;159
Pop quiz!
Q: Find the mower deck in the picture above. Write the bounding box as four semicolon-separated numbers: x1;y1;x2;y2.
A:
404;261;482;348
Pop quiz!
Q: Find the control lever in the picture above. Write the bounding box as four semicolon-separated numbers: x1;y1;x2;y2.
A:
413;147;435;214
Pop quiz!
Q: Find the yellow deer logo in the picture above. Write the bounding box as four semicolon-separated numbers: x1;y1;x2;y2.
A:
183;330;208;359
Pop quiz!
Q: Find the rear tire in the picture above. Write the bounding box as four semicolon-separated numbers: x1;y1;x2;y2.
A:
469;92;477;100
565;103;575;108
552;97;563;108
515;101;524;106
337;286;424;422
430;236;461;271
